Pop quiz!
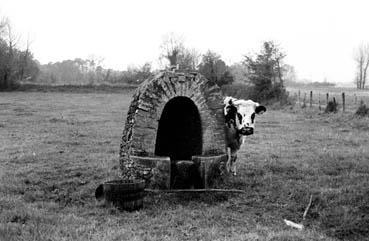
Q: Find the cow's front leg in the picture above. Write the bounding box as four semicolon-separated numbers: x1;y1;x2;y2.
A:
230;155;237;176
226;147;232;173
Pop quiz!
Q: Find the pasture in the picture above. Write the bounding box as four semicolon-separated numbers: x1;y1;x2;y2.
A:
1;90;369;241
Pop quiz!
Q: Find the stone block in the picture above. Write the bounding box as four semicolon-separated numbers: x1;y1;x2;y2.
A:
192;154;227;188
130;155;171;189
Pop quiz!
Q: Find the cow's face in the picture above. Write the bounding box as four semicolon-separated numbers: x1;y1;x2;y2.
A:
224;97;266;136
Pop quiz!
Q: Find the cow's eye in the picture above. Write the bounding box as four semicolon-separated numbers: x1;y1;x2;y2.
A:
251;113;256;123
237;113;243;122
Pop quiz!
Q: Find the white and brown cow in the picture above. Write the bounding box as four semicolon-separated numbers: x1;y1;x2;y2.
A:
224;96;266;175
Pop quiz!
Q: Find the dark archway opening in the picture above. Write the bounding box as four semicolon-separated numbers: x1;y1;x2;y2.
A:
155;96;202;160
155;97;203;189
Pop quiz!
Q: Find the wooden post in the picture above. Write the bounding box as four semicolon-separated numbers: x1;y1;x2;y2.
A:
354;94;357;105
318;93;321;111
326;93;329;104
310;91;313;108
342;92;345;112
303;93;306;108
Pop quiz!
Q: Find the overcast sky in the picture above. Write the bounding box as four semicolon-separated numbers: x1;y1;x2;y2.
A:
1;0;369;85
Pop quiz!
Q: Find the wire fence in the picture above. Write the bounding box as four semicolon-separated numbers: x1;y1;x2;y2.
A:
293;89;369;112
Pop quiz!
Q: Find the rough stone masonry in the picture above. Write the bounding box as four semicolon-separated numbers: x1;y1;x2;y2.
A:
119;70;227;189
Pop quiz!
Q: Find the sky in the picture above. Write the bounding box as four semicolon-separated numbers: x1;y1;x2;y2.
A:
1;0;369;85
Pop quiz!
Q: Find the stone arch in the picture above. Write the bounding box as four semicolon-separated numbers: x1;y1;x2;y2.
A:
119;71;227;188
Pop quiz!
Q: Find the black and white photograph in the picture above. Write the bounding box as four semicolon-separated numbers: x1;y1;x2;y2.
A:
1;0;369;240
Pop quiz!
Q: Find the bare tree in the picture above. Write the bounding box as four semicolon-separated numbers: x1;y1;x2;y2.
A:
19;35;32;81
159;33;202;71
354;43;369;89
1;18;20;88
0;18;6;34
160;32;185;67
0;17;39;89
178;48;201;71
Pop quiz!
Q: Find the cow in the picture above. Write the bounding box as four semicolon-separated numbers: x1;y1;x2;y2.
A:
224;96;266;175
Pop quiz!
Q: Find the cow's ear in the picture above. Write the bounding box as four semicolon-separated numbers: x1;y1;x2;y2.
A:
224;96;236;106
255;105;266;114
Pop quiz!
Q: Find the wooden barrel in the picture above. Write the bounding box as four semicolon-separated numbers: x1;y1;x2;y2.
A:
98;179;145;211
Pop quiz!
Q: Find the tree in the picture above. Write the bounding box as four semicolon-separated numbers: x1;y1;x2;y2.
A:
159;32;184;67
159;32;201;71
283;64;297;85
243;41;287;101
198;50;234;86
354;43;369;89
0;17;39;89
229;62;250;84
178;48;201;71
0;18;17;89
125;62;153;84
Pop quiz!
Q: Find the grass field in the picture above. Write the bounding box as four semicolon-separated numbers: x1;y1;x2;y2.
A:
1;90;369;240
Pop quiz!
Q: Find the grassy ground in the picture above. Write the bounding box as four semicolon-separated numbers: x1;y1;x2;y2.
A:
1;91;369;240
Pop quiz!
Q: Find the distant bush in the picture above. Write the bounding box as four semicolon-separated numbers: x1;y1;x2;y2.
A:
355;100;369;117
325;99;338;113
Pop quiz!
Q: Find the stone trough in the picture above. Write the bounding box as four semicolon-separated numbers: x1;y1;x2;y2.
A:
119;70;228;189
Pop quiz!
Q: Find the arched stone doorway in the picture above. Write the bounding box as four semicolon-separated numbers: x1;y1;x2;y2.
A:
155;96;202;161
120;71;227;189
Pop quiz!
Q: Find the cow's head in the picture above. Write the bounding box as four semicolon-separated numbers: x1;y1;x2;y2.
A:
224;96;266;135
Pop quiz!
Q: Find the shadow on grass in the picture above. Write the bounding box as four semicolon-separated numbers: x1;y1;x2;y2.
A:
144;192;230;209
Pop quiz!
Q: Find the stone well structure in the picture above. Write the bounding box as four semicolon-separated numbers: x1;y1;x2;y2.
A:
119;70;227;189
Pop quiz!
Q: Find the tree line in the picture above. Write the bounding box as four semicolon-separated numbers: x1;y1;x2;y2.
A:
0;19;294;102
0;24;291;102
37;58;152;85
2;17;369;93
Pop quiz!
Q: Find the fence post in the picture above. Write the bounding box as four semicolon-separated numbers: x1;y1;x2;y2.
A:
303;93;306;108
326;93;329;104
318;93;321;111
354;94;357;105
310;91;313;108
342;92;345;112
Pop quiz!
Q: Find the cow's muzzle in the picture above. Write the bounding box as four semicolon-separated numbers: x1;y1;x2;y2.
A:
239;127;254;135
